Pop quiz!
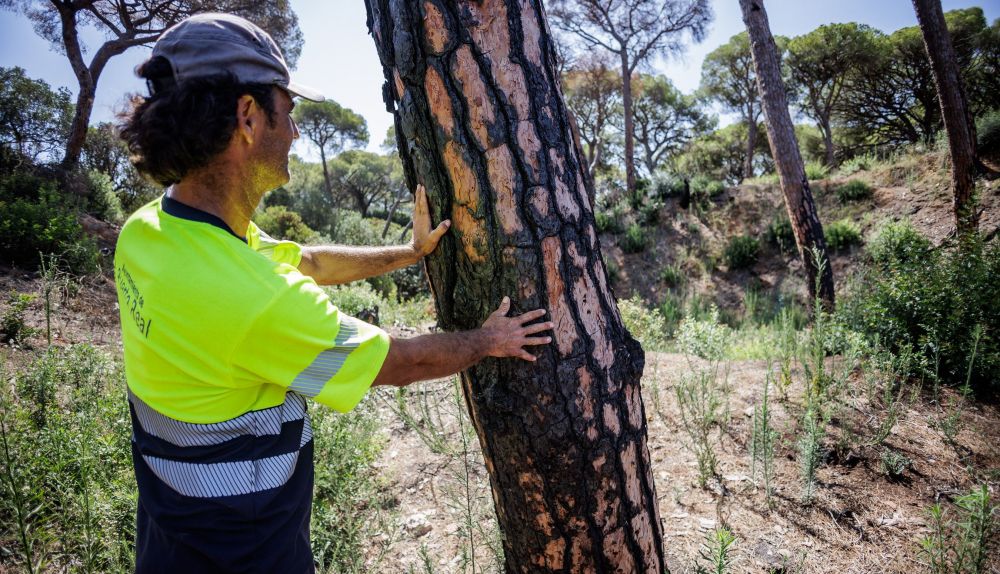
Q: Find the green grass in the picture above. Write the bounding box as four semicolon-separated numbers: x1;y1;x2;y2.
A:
836;180;873;202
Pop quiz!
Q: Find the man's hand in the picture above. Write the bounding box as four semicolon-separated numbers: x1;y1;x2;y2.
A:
411;184;451;259
480;297;554;362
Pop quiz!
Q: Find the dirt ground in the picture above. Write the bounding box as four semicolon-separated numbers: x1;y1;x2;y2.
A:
366;353;1000;573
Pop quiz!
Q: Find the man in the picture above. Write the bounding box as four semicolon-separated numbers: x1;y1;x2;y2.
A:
114;13;552;573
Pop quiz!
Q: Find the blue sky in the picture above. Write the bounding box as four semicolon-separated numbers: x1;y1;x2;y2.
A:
1;0;996;158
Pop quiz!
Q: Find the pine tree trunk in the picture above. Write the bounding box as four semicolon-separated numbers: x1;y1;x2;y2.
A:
820;117;835;167
620;51;637;195
743;117;757;181
739;0;835;309
364;0;665;571
911;0;980;236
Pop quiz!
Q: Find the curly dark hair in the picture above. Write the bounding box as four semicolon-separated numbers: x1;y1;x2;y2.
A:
118;56;277;186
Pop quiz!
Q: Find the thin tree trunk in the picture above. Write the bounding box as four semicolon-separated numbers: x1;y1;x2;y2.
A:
620;51;637;195
740;0;835;309
743;115;757;181
820;117;835;167
365;0;664;571
319;146;334;203
381;194;404;239
911;0;980;235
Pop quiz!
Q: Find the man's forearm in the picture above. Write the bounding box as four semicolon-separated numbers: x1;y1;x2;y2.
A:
298;244;419;285
373;330;493;388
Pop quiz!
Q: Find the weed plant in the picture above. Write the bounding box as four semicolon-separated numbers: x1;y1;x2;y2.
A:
1;291;38;345
879;449;911;479
724;235;759;270
621;223;649;253
804;161;830;180
675;366;729;488
695;528;737;574
766;216;796;253
919;484;998;574
824;219;862;251
797;406;826;504
836;180;873;202
750;368;778;503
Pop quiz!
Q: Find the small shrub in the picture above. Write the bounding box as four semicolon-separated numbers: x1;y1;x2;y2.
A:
750;372;777;502
766;216;795;252
798;407;825;503
595;202;626;234
638;200;662;225
695;528;737;574
825;219;862;251
653;173;686;198
255;205;317;244
840;224;999;393
1;292;37;345
839;153;877;175
724;235;760;270
920;484;997;574
620;223;648;253
879;448;911;479
659;263;685;288
677;306;730;361
675;370;724;487
84;170;124;224
836;179;873;202
804;161;830;180
618;296;667;351
690;175;725;199
976;109;1000;162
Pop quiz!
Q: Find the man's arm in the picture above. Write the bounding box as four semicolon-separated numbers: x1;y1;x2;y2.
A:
297;184;450;285
372;297;554;388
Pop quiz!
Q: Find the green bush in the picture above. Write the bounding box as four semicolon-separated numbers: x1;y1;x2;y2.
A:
618;296;668;351
620;223;648;253
659;263;685;288
595;202;626;234
690;175;725;199
677;306;730;360
838;153;877;175
256;205;317;243
0;175;98;274
840;226;1000;394
804;161;830;180
825;219;862;251
724;235;760;270
976;109;1000;161
84;169;124;224
653;174;686;198
836;179;873;202
766;216;795;251
638;200;662;225
1;292;38;345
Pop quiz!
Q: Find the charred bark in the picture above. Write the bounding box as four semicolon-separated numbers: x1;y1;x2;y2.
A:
912;0;981;236
739;0;835;309
364;0;665;571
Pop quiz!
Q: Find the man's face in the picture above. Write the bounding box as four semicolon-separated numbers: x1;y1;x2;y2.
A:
251;87;299;192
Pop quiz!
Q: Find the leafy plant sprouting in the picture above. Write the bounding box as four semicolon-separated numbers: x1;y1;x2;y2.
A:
750;367;778;503
919;484;998;574
695;528;737;574
676;367;728;488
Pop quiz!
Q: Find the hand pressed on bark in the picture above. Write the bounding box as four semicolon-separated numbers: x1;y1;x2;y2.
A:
410;184;451;259
371;296;553;388
480;296;553;362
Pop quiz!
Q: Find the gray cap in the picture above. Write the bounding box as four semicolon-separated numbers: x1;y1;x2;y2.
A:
151;13;324;102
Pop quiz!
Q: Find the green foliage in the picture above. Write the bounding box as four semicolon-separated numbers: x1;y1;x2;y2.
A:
677;123;770;185
675;369;725;488
689;175;725;199
1;346;137;572
0;172;99;274
677;306;731;361
653;173;687;198
766;216;795;251
695;529;737;574
84;169;125;224
0;67;73;162
618;296;667;351
840;222;999;393
797;407;825;504
920;484;998;574
82;122;160;214
724;235;760;270
836;179;873;202
632;74;716;174
255;205;317;243
595;201;626;234
292;99;369;162
879;448;911;479
804;161;830;180
620;223;648;253
750;371;777;502
976;109;1000;162
659;263;685;288
1;292;38;345
824;219;862;251
838;153;878;175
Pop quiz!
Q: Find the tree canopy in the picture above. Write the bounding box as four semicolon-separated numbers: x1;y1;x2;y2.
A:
0;66;73;162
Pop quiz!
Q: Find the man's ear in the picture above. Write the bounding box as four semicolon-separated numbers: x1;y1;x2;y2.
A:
235;94;259;145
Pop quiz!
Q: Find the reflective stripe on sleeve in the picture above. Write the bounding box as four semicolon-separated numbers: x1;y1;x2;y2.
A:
288;318;362;397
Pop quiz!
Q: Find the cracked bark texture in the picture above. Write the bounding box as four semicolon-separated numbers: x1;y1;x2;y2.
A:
739;0;835;309
364;1;665;571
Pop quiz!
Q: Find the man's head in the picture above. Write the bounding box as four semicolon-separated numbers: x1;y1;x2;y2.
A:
119;13;322;190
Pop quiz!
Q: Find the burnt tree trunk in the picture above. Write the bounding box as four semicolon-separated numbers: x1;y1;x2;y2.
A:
739;0;835;309
912;0;980;236
743;115;757;181
365;0;665;571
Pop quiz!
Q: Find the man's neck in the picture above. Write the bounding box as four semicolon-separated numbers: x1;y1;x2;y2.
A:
167;162;261;238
